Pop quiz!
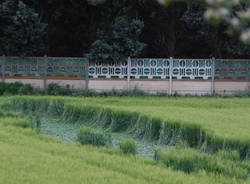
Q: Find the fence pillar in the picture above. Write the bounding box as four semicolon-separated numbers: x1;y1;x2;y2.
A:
248;61;250;90
43;55;48;89
77;60;81;79
211;57;215;95
1;55;6;82
127;57;131;91
85;58;89;91
169;57;173;95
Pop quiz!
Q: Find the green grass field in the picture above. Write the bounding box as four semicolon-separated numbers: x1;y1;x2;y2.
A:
8;96;250;141
0;116;247;184
80;97;250;142
0;96;250;183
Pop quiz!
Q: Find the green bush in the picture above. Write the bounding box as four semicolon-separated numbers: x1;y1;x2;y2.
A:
119;139;136;155
18;84;34;95
78;127;111;147
8;82;24;94
0;82;8;95
0;110;4;117
0;82;35;95
47;83;72;96
47;83;62;95
0;82;165;97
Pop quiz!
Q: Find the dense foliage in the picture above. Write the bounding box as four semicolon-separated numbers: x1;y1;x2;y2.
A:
0;82;155;96
86;17;146;62
0;0;47;56
1;0;250;58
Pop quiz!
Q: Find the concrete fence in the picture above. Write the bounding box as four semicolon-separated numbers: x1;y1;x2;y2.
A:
1;55;250;95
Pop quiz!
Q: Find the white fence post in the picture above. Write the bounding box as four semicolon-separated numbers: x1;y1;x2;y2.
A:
211;57;215;95
1;55;6;82
169;57;173;95
85;58;89;91
43;55;47;89
127;57;131;91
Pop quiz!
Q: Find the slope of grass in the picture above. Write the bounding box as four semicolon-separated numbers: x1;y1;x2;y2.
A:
4;96;250;158
80;97;250;142
1;96;250;183
0;116;244;184
9;96;249;143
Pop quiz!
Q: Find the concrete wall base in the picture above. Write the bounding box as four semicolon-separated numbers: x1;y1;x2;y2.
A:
3;78;250;96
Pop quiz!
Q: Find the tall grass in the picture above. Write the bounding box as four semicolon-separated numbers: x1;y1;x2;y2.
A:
4;96;250;159
119;139;136;155
78;127;111;146
0;117;30;128
154;147;249;180
0;114;246;184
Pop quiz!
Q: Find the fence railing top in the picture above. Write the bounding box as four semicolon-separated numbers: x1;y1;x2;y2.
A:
2;56;250;62
216;59;250;62
132;58;250;62
47;57;87;60
3;56;86;60
5;56;44;59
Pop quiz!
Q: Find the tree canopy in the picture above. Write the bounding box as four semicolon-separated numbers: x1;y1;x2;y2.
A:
86;17;146;62
0;0;47;56
1;0;250;59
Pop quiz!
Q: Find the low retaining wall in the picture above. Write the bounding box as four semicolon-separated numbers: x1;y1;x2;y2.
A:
215;81;249;95
3;78;250;95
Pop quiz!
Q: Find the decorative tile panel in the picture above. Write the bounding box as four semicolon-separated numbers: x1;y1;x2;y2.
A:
88;58;212;80
172;59;212;79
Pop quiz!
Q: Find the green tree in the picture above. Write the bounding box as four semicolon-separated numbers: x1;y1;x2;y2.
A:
1;0;248;58
0;0;47;56
86;16;146;62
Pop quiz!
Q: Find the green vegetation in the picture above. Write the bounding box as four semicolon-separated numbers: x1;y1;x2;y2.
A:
0;96;250;183
0;82;32;95
119;139;136;155
155;147;249;179
0;82;158;97
0;0;47;56
0;105;247;184
2;0;250;59
6;96;250;158
0;82;76;96
0;110;17;118
86;17;146;62
78;127;111;146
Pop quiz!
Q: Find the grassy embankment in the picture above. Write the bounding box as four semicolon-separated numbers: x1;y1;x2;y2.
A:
0;96;249;183
6;96;250;157
0;108;248;184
